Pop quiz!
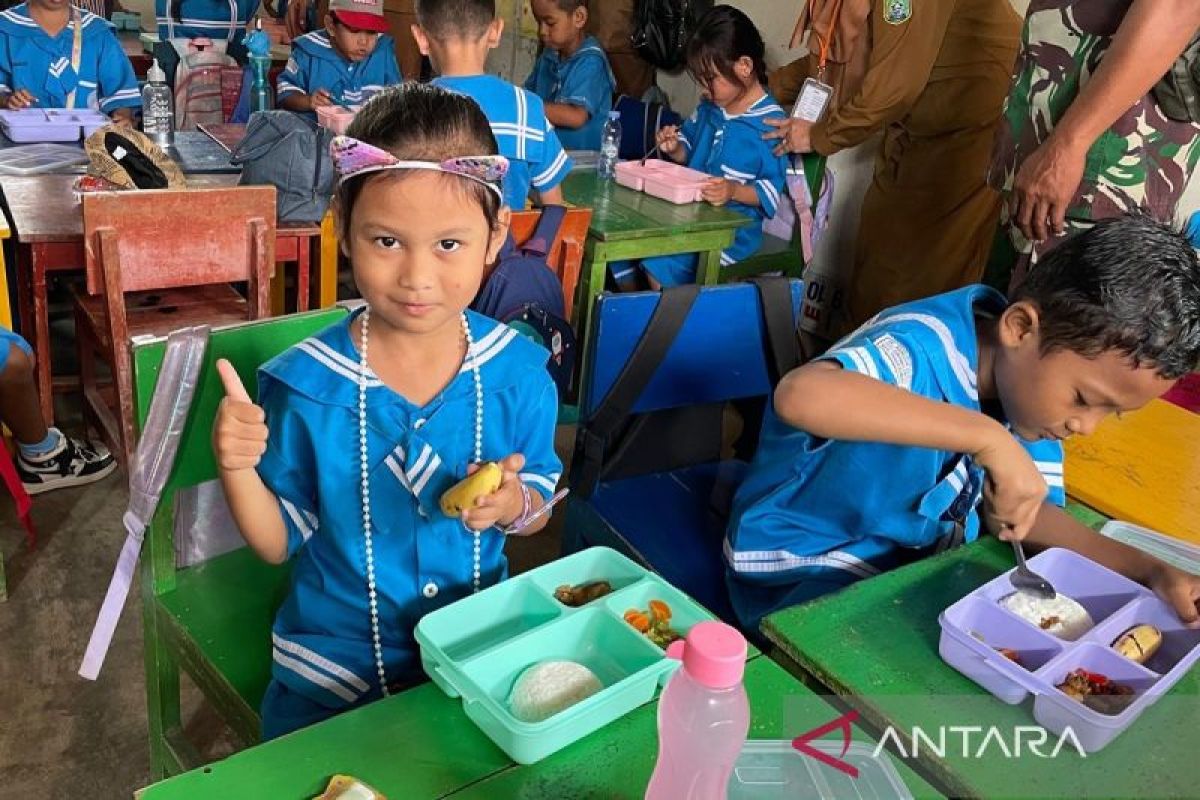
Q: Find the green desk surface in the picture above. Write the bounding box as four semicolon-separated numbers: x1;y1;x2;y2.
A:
561;170;749;243
762;537;1200;800
135;682;510;799
445;656;941;800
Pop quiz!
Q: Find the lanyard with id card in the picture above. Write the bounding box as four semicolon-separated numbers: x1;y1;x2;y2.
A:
791;0;841;122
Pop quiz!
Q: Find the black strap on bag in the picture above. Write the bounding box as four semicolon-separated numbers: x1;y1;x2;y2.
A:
573;284;701;498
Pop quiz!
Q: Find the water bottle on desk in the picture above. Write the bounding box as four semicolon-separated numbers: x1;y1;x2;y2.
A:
246;20;272;113
598;110;622;179
645;621;749;800
141;59;174;147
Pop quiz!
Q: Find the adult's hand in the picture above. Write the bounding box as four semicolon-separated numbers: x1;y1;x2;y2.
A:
763;117;814;156
285;0;311;41
1010;134;1086;243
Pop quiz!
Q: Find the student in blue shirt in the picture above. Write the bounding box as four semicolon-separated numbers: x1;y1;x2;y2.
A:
0;0;140;123
156;0;259;44
213;84;563;740
635;6;787;288
524;0;613;151
726;215;1200;632
414;0;570;209
277;0;399;114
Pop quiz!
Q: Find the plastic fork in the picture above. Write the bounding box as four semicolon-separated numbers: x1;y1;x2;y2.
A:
1009;540;1056;599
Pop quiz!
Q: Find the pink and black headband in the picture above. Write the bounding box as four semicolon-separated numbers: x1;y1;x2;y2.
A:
330;135;508;201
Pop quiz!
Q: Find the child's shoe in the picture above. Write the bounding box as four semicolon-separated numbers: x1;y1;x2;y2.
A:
16;434;117;495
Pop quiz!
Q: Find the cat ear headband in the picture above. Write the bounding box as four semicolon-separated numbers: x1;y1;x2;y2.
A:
330;135;508;200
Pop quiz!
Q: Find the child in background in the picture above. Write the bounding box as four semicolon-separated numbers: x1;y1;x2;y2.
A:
213;84;563;739
524;0;613;151
155;0;259;45
2;329;116;494
278;0;400;115
414;0;571;209
0;0;140;123
726;216;1200;631
637;5;787;288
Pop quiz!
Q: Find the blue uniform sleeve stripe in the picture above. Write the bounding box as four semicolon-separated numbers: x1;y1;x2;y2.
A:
825;344;887;383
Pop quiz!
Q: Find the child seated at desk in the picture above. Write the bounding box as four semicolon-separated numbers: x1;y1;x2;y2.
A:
2;330;116;493
0;0;140;124
213;84;563;739
633;5;787;289
725;215;1200;631
415;0;571;209
277;0;400;115
524;0;613;151
155;0;258;45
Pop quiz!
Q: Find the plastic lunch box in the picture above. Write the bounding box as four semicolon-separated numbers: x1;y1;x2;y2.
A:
939;548;1200;752
614;159;712;204
315;106;357;136
0;109;108;143
415;547;715;764
730;740;913;799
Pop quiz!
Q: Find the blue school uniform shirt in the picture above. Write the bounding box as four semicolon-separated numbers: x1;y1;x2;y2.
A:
156;0;258;44
0;4;139;114
724;286;1066;629
640;94;789;287
524;34;614;151
255;308;563;716
432;74;572;210
277;30;399;111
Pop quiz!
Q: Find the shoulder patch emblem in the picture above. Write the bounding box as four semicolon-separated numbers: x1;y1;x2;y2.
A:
884;0;911;25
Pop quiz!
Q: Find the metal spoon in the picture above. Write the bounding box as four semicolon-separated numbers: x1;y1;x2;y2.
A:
640;142;660;167
1009;539;1056;599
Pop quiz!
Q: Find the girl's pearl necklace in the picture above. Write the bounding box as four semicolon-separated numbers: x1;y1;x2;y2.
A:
358;307;484;697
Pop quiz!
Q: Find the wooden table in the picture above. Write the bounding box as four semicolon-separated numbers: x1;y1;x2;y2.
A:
136;656;941;799
761;537;1200;799
559;170;749;375
1065;398;1200;545
1;174;320;422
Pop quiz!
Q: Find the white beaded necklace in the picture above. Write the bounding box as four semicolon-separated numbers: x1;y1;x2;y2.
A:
358;307;484;697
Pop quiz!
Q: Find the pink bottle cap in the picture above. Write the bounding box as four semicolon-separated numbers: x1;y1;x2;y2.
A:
665;620;747;689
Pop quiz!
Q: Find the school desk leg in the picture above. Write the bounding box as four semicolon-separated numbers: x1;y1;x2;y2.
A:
142;599;182;779
573;239;609;403
270;261;286;317
697;248;723;285
319;211;338;308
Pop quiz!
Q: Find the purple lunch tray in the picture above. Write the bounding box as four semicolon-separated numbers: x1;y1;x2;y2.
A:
0;108;110;143
939;548;1200;752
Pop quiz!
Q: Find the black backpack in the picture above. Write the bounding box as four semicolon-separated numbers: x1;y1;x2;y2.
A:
631;0;714;71
471;206;577;398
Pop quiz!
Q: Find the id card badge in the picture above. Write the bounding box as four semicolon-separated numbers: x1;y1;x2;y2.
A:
792;77;833;122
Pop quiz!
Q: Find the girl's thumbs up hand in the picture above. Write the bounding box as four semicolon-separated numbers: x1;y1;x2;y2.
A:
213;358;269;471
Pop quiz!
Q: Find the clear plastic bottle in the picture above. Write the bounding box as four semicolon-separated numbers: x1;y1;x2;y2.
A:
597;110;622;179
141;59;174;147
645;621;749;800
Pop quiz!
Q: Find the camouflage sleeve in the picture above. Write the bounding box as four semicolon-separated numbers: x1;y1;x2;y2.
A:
810;0;958;155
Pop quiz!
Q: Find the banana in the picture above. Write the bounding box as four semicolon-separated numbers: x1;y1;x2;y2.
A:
1111;624;1163;664
439;462;503;517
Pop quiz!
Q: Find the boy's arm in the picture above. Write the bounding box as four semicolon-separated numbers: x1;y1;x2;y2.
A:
777;360;1049;540
1025;503;1200;625
276;53;321;112
545;101;590;130
547;53;612;131
530;121;572;202
537;185;565;205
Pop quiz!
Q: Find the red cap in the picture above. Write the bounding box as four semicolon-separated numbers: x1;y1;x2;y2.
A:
328;0;389;33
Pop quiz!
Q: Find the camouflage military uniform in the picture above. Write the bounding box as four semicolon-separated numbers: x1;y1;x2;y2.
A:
988;0;1200;289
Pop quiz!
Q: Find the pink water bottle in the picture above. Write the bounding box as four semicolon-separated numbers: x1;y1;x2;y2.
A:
644;621;749;800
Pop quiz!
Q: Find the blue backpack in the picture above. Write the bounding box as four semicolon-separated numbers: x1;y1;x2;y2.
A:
472;206;577;397
615;94;682;160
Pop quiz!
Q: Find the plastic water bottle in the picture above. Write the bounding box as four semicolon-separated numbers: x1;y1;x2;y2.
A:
598;110;622;179
645;621;749;800
246;20;272;113
141;59;174;147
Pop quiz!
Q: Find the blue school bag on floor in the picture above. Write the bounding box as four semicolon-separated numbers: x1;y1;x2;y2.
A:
472;206;576;398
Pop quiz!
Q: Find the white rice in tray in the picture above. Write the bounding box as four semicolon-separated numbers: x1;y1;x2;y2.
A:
1000;590;1095;640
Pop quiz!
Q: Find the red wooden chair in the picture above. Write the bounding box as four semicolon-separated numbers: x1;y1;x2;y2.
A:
73;186;277;468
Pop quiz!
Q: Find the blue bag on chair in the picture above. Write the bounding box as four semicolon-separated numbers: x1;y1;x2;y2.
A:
614;94;682;160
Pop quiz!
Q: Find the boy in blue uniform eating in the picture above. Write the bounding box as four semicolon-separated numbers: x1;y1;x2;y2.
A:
415;0;571;209
214;84;563;738
524;0;613;151
726;215;1200;631
278;0;400;114
0;0;140;123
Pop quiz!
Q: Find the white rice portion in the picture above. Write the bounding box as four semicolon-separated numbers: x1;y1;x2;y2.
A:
1000;591;1095;641
508;660;604;723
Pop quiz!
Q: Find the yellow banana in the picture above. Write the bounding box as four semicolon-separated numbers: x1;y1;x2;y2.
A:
440;462;503;517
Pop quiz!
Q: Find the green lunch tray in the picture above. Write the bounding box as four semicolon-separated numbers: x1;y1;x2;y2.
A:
415;547;715;764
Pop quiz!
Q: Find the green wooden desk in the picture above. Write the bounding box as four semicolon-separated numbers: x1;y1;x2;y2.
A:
560;171;749;380
761;537;1200;799
137;657;940;799
445;656;941;799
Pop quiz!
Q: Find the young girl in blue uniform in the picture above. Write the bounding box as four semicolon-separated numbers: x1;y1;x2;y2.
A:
156;0;259;44
277;0;400;114
213;83;563;739
637;5;787;288
0;0;140;122
524;0;613;151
